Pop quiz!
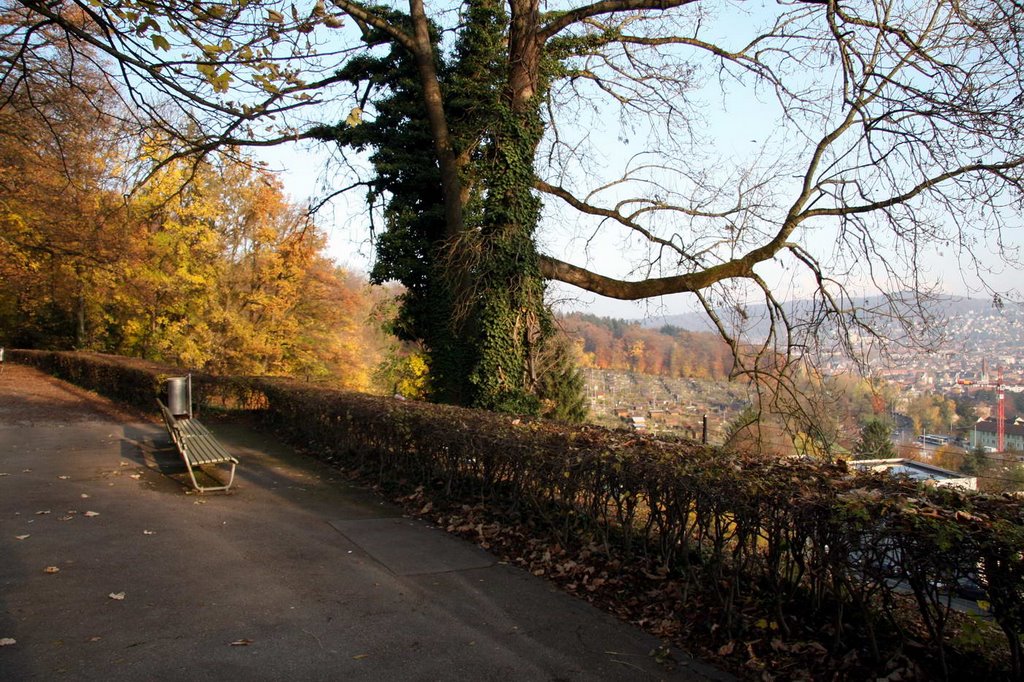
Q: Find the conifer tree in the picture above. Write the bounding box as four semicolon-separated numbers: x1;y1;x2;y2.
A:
853;419;897;461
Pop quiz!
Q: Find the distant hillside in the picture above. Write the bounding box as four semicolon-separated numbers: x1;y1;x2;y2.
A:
559;313;734;380
639;294;1023;350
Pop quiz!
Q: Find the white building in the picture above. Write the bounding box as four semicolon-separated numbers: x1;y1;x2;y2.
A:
851;458;977;491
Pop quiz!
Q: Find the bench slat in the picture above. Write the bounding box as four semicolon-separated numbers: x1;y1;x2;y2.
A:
182;434;236;465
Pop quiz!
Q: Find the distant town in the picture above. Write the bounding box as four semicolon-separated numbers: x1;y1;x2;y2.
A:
571;297;1024;461
821;299;1024;399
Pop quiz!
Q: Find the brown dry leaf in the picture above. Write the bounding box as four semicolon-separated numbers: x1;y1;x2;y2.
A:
353;653;369;660
87;636;101;643
0;638;15;647
35;510;50;515
43;566;60;574
57;476;70;480
143;530;155;535
229;639;253;646
129;474;141;480
108;592;126;600
80;494;89;499
717;641;735;656
418;502;433;515
15;535;29;541
58;516;73;522
83;511;100;518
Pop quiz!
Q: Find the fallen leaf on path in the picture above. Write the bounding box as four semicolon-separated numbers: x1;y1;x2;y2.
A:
0;473;9;476
35;510;50;515
717;641;735;656
87;636;101;643
22;469;32;473
58;476;70;480
43;566;60;574
0;638;15;646
15;535;29;540
143;530;155;535
83;511;100;518
230;639;253;646
352;654;369;660
108;592;125;600
80;494;89;499
129;474;141;480
58;516;73;522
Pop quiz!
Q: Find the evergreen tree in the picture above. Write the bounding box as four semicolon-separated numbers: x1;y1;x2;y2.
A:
853;419;897;460
310;1;586;419
534;334;588;423
959;446;988;476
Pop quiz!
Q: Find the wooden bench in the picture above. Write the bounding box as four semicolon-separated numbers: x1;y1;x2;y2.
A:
158;399;238;492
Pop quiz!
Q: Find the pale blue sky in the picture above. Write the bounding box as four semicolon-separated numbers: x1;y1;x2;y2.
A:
256;0;1024;322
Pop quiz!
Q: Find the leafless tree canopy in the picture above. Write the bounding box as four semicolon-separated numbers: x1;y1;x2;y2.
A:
3;0;1022;376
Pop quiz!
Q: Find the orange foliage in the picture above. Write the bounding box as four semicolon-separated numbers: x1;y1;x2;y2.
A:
559;314;733;380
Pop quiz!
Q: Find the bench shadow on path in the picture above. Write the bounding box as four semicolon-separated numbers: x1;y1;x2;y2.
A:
122;425;180;473
120;423;230;492
117;416;368;500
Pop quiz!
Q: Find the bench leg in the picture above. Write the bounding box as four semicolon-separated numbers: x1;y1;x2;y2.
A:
185;460;236;493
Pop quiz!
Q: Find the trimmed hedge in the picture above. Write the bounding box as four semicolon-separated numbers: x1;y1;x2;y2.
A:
9;349;176;408
10;350;1024;677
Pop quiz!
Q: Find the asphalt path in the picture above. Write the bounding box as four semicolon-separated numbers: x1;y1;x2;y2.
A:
0;363;730;681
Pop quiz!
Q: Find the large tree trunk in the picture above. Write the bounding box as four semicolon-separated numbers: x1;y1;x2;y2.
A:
408;0;464;238
508;0;541;111
460;0;564;414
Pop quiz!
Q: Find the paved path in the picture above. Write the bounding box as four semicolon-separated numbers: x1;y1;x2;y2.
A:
0;364;729;681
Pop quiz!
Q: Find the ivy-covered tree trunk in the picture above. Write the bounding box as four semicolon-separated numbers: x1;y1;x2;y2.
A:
315;0;585;419
460;106;548;412
444;0;580;416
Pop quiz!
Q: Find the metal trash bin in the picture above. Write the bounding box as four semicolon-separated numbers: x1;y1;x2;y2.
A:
165;376;192;418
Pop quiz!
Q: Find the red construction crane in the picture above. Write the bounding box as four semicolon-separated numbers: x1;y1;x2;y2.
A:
997;369;1006;452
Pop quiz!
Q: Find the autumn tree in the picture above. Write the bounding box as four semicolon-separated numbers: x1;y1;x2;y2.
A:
0;54;387;386
0;13;133;348
6;0;1024;415
905;393;957;436
722;404;799;458
930;444;961;472
560;313;735;379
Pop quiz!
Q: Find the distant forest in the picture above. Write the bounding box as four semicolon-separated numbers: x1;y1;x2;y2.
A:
558;314;734;381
